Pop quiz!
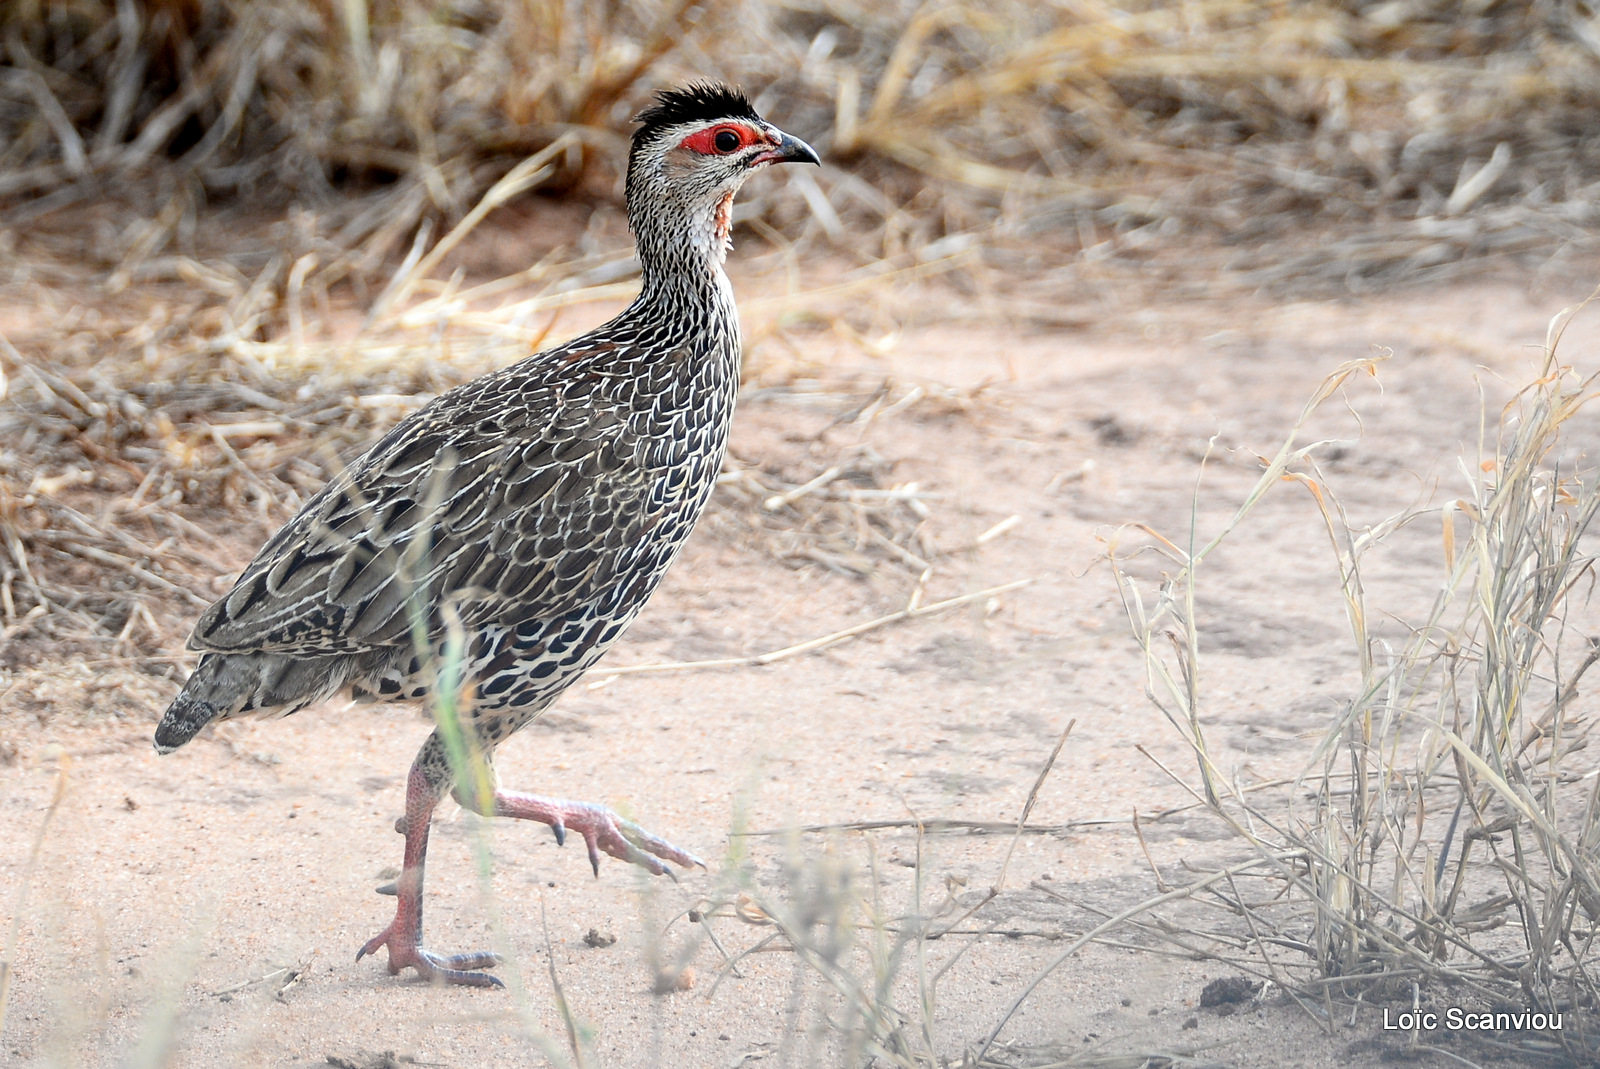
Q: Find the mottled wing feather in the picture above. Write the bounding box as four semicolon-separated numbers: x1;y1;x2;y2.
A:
189;355;656;656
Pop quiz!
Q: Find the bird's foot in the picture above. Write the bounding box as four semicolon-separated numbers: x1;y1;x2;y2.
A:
357;920;503;988
496;792;705;879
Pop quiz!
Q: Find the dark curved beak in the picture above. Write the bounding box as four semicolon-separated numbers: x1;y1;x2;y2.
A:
752;130;821;168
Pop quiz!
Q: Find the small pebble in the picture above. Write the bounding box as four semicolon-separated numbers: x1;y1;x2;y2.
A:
652;966;695;994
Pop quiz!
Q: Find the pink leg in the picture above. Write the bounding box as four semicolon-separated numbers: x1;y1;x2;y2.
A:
357;764;503;987
495;791;705;879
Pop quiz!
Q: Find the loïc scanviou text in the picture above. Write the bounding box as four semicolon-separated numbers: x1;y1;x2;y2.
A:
1382;1008;1562;1032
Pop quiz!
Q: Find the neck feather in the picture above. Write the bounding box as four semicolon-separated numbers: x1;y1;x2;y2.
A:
625;150;741;310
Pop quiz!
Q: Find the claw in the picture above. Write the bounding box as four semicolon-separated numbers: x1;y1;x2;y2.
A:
356;935;381;963
551;820;566;847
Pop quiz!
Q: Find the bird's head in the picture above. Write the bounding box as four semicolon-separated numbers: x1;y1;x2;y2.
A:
626;83;820;265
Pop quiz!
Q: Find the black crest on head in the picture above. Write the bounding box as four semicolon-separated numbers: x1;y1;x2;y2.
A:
632;83;760;150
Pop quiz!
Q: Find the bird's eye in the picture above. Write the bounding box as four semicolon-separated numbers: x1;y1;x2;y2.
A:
713;129;742;153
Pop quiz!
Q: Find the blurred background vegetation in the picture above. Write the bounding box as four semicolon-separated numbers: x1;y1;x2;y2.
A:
4;0;1600;310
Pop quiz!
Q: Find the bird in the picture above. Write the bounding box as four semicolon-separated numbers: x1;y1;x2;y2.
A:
152;83;820;987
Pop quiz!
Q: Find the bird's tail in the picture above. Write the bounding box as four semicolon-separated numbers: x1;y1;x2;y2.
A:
152;656;249;755
154;654;233;753
154;649;380;754
154;693;218;754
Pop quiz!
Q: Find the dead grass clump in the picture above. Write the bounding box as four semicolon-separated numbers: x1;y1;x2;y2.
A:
0;0;723;282
0;330;506;667
672;822;1003;1066
7;2;1600;307
1099;296;1600;1062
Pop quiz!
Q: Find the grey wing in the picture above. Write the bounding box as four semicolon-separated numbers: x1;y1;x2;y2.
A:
189;400;655;656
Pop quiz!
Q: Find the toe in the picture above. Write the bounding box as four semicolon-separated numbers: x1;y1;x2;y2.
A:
357;930;390;962
451;971;505;989
616;836;670;876
417;949;504;987
438;951;502;970
615;817;703;871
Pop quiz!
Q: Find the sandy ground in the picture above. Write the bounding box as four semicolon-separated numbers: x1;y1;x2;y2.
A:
6;269;1600;1068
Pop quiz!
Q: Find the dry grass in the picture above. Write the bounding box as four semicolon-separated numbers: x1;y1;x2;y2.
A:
5;1;1600;308
1099;294;1600;1064
634;734;1082;1069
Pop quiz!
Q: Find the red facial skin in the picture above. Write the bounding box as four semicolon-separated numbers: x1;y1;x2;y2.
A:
678;123;764;157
